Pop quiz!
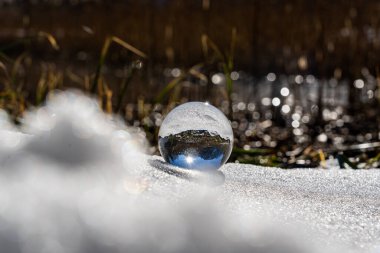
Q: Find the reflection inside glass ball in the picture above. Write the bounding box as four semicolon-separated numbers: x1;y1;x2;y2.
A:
158;102;233;170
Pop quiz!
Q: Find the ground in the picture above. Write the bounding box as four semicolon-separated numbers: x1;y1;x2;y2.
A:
144;156;380;253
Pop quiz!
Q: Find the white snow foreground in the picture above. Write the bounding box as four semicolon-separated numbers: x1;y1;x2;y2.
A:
0;90;379;253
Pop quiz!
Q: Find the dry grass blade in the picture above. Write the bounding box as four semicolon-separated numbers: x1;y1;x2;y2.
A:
189;63;207;82
228;27;237;69
201;34;225;62
18;95;25;116
0;52;12;63
97;77;104;108
37;31;60;50
103;82;113;114
91;36;146;94
318;149;326;168
91;38;112;93
84;75;90;91
0;60;10;84
0;61;7;74
35;67;62;105
155;63;208;103
66;69;84;85
201;35;209;58
36;71;47;105
111;36;147;59
10;54;27;88
377;67;380;103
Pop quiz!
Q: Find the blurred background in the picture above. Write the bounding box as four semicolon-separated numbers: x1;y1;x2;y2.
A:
0;0;379;168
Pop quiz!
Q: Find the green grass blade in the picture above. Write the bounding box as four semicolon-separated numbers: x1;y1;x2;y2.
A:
155;75;185;104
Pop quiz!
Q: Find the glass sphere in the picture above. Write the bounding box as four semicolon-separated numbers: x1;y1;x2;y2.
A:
158;102;233;170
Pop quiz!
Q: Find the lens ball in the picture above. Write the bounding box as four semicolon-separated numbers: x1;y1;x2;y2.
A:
158;102;233;170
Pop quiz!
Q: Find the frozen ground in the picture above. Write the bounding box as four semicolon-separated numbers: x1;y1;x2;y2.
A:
0;90;379;253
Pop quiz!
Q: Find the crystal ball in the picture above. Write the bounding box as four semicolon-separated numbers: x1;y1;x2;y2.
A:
158;102;233;170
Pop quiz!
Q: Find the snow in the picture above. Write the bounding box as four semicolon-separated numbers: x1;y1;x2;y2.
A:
145;156;380;253
0;90;379;253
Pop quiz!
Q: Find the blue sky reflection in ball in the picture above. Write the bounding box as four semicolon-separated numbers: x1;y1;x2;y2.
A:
158;102;233;170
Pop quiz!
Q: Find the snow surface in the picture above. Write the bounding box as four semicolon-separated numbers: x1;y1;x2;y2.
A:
0;90;379;253
146;157;380;253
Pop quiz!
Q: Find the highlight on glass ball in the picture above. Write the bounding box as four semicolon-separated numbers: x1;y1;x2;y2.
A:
158;102;233;170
